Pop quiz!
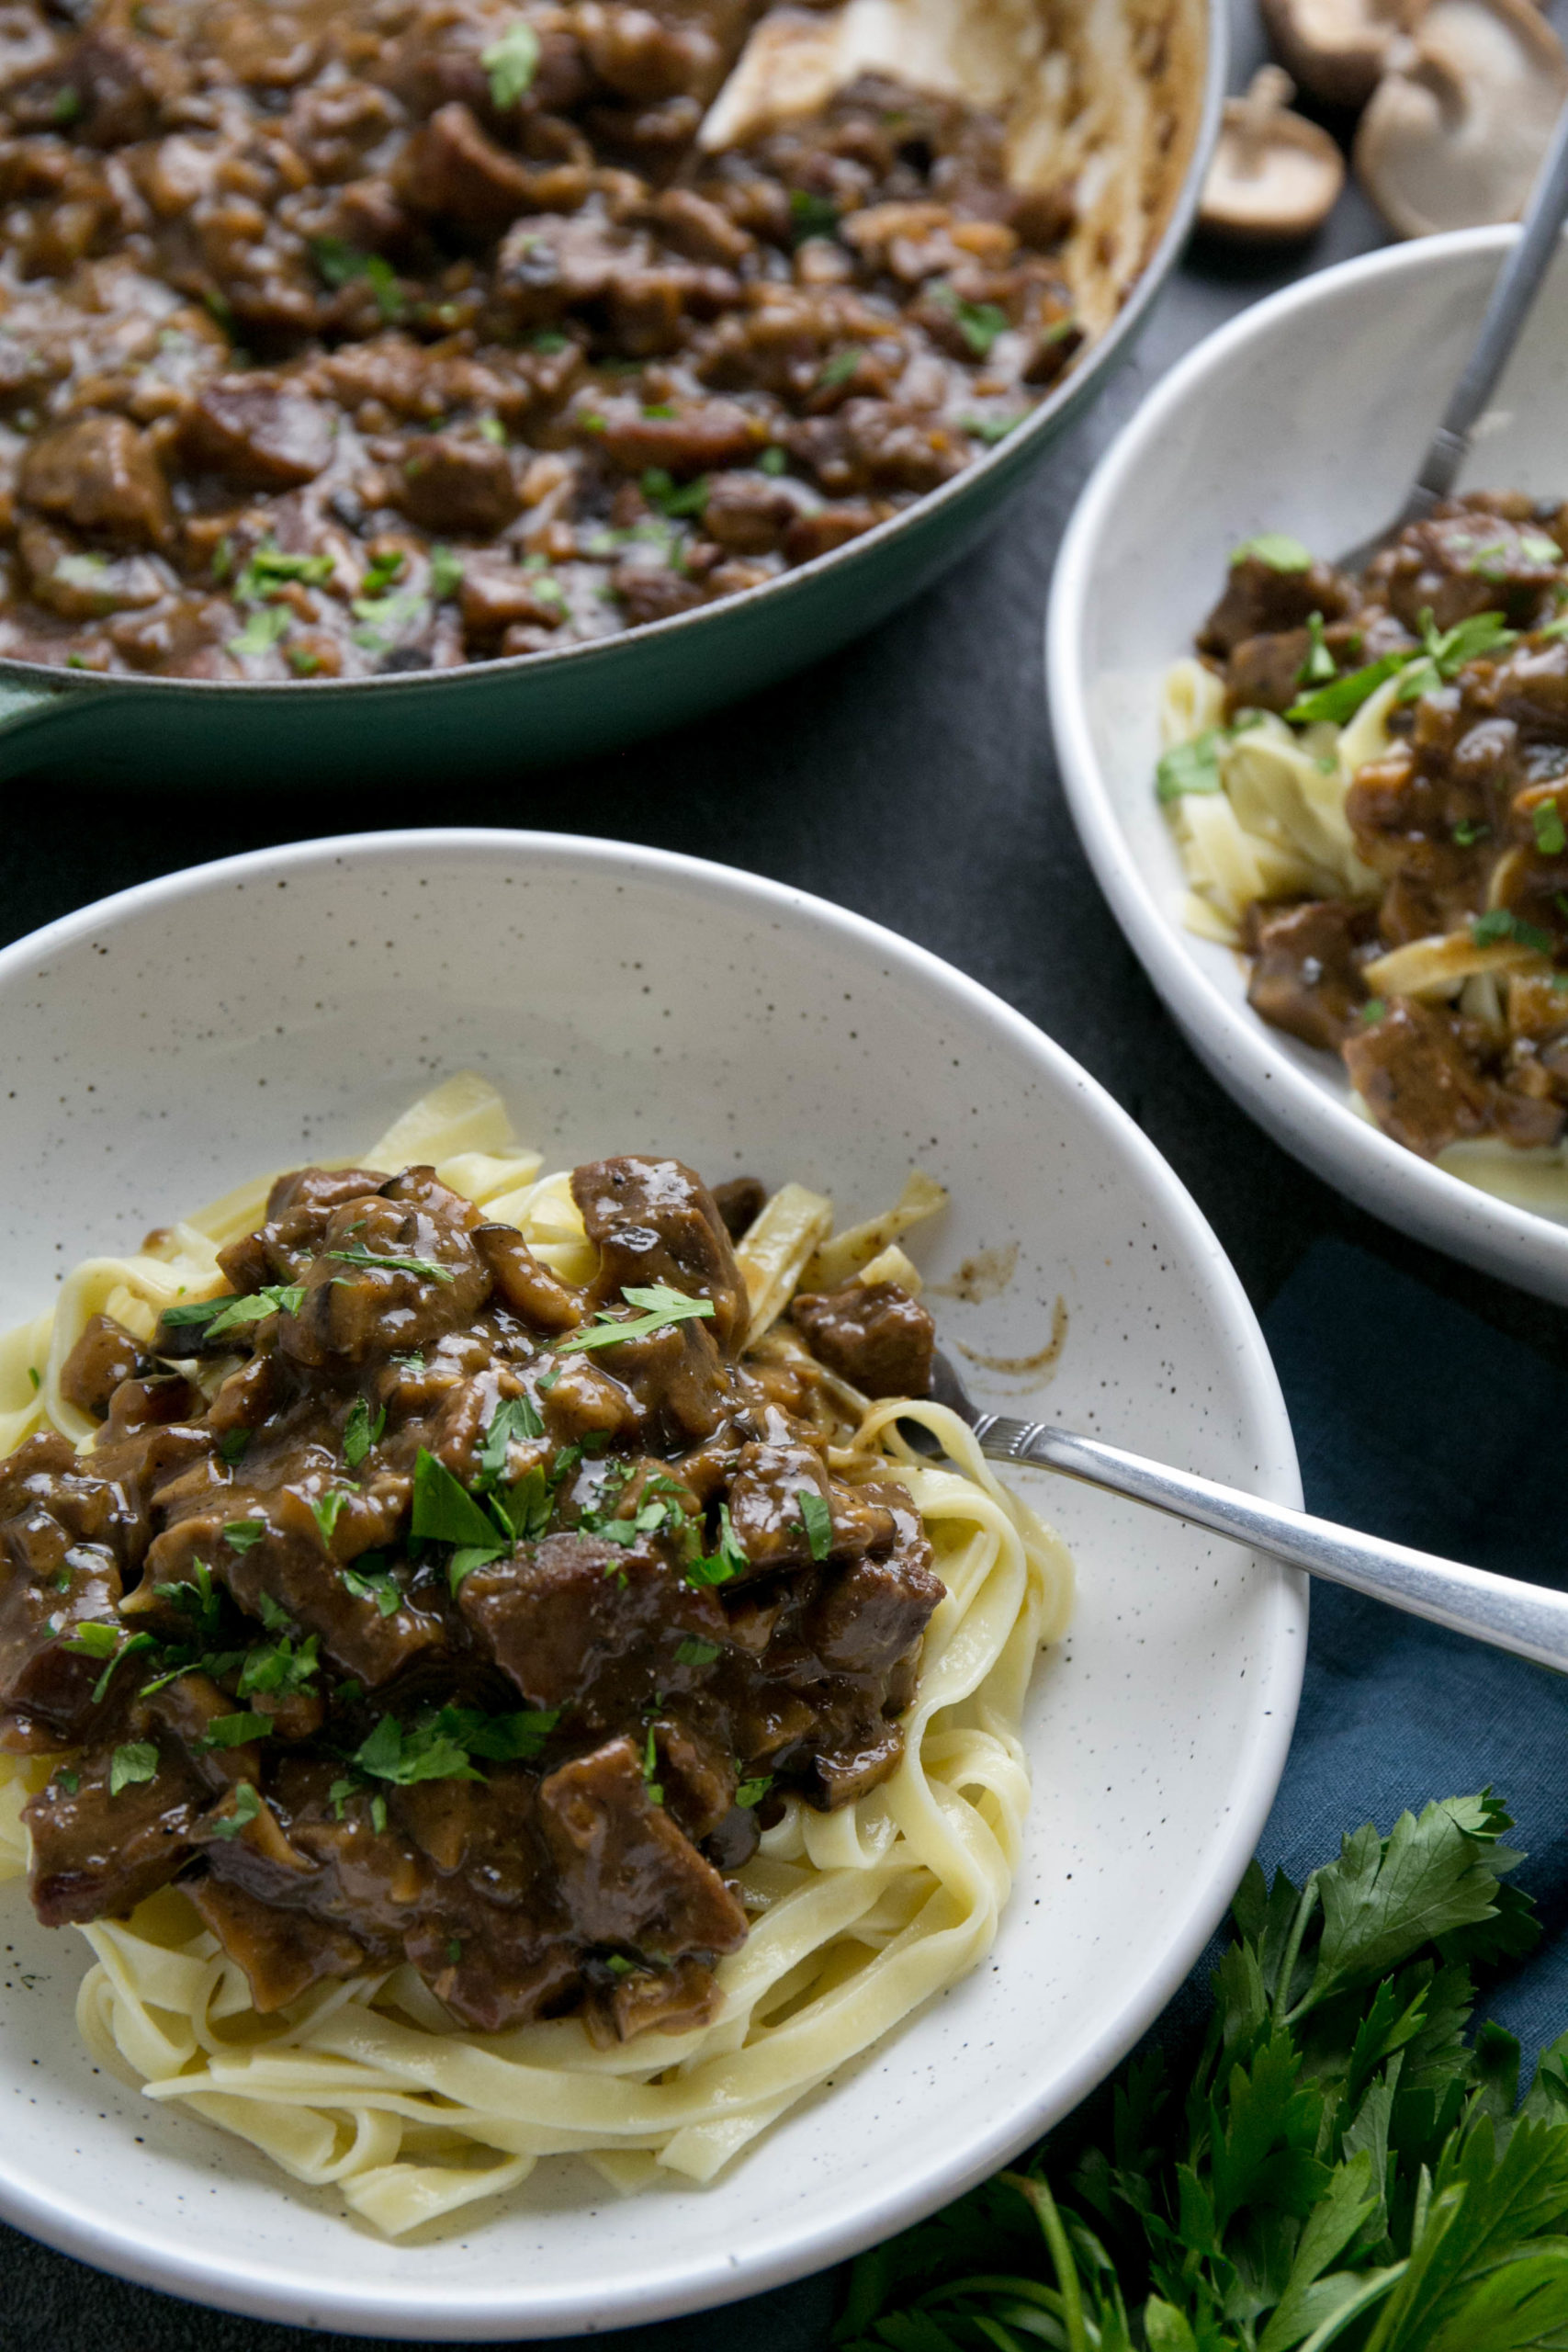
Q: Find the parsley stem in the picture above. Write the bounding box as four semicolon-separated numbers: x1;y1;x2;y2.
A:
1275;1868;1321;2026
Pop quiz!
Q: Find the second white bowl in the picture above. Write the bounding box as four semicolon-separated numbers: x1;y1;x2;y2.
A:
1047;226;1568;1304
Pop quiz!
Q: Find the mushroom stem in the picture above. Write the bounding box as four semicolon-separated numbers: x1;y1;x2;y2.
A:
1231;64;1297;177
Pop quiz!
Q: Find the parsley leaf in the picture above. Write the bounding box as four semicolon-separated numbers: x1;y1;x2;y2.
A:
341;1556;403;1616
208;1781;261;1839
198;1712;269;1751
476;1393;544;1490
557;1282;716;1354
1156;729;1225;802
1287;649;1409;726
326;1244;455;1283
798;1488;832;1561
675;1636;722;1667
1297;608;1337;686
481;17;539;107
1231;532;1314;571
160;1283;302;1341
342;1396;386;1471
1472;908;1555;956
686;1499;747;1587
310;237;403;320
736;1774;773;1808
353;1712;481;1786
108;1741;158;1796
1535;802;1568;858
224;1519;265;1553
227;605;290;660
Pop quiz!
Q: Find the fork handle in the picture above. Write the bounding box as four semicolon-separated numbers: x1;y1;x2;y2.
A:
1400;97;1568;523
972;1415;1568;1674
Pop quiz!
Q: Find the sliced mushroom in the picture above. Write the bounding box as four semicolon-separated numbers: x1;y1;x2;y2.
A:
1355;0;1568;238
1198;67;1346;243
1260;0;1412;110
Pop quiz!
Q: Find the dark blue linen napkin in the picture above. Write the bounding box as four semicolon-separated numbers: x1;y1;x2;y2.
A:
12;1239;1568;2352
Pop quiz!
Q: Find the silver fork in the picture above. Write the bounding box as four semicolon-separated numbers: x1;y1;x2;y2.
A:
908;1349;1568;1675
1335;98;1568;575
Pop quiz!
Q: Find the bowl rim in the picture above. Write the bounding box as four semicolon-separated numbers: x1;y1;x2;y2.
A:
0;829;1304;2335
0;0;1227;711
1044;222;1568;1300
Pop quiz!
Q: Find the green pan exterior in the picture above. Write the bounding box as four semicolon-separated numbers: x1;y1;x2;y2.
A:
0;12;1224;789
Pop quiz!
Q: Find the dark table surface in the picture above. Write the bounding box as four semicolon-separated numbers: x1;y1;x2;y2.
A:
7;10;1568;2346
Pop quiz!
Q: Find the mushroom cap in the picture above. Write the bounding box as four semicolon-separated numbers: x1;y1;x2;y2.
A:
1260;0;1410;110
1200;68;1347;242
1355;0;1568;238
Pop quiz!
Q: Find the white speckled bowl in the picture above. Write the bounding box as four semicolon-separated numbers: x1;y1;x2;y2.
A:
0;831;1304;2339
1047;227;1568;1305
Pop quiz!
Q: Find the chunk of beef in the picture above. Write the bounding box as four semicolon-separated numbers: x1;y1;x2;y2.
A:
393;432;521;535
597;398;764;479
571;1154;749;1351
802;1545;942;1679
216;1164;389;1292
726;1440;894;1569
18;414;171;548
1224;628;1314;717
282;1168;490;1366
711;1175;765;1239
536;1736;748;1958
458;1532;726;1720
25;1740;205;1923
180;378;334;489
1366;507;1562;635
798;1726;904;1809
701;469;796;554
791;1281;935;1397
393;101;534;225
189;1874;368;2010
1198;552;1351;661
782;502;877;564
56;28;186;146
59;1312;147;1419
1340;1000;1495;1158
1243;899;1374;1051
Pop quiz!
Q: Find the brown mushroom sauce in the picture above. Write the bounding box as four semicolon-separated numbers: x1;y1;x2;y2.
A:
0;1153;942;2045
1195;492;1568;1160
0;0;1080;678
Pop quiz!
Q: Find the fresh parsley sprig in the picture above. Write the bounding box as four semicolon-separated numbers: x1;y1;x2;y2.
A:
840;1790;1558;2352
556;1282;716;1354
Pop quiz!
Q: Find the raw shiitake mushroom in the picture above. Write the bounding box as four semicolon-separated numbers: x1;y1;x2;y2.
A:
1199;66;1346;243
1354;0;1568;237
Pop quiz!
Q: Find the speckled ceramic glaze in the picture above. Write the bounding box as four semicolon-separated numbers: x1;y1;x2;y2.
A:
0;831;1303;2338
1047;227;1568;1306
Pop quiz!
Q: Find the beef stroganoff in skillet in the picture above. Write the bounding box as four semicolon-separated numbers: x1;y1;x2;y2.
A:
0;0;1090;679
0;1076;1071;2233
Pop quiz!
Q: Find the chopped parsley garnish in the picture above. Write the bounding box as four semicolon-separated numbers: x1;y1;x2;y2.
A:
1521;529;1562;563
52;1768;78;1797
342;1556;401;1616
310;1487;355;1546
26;1366;39;1391
310;238;404;321
640;466;708;518
161;1283;303;1340
429;545;464;600
234;541;333;603
108;1741;158;1797
1396;607;1517;703
557;1282;716;1354
735;1774;773;1808
1360;998;1386;1023
1155;729;1224;802
1296;609;1336;686
218;1429;251;1465
931;283;1009;358
208;1781;261;1839
686;1499;747;1588
1472;907;1555;956
198;1711;269;1751
227;605;290;660
1535;801;1568;857
342;1396;386;1470
788;187;840;242
237;1626;319;1700
1285;650;1408;726
530;329;569;354
642;1724;662;1805
961;413;1023;445
476;1394;545;1489
446;1938;463;1965
327;1244;455;1283
62;1621;118;1659
797;1488;832;1562
345;1703;554;1788
51;85;80;124
604;1952;636;1977
818;347;862;390
224;1519;265;1553
1453;818;1491;846
435;1702;558;1761
411;1449;510;1588
758;444;788;474
1230;532;1313;572
481;17;540;108
674;1636;722;1668
491;1461;551;1545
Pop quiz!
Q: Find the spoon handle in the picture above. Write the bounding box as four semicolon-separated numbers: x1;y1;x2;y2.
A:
972;1415;1568;1673
1401;98;1568;521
